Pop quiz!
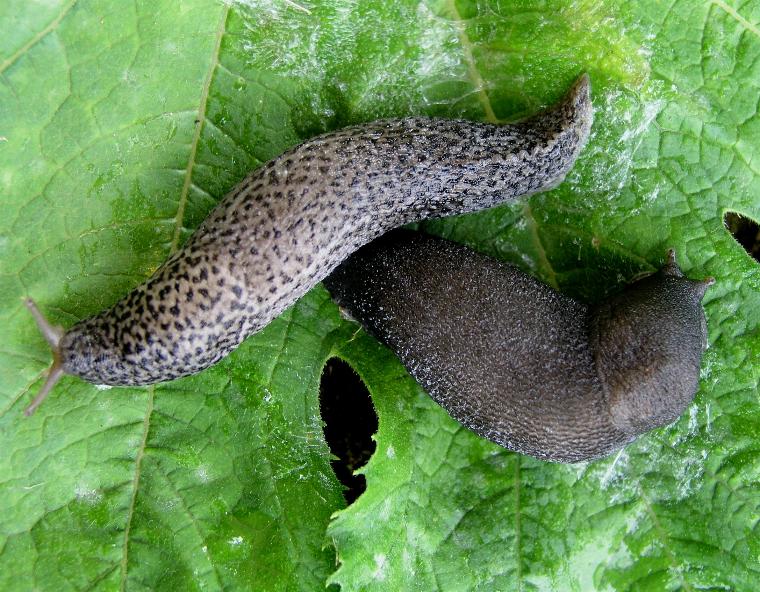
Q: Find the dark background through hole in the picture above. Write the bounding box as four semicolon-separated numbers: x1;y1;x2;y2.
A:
320;358;378;504
725;211;760;262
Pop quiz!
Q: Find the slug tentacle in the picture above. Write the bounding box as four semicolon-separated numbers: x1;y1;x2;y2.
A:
323;230;712;463
27;74;594;409
24;298;64;349
23;298;66;416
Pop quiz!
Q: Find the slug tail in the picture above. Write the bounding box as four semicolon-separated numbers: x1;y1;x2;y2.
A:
565;72;592;122
542;71;593;148
23;298;67;416
509;72;593;195
563;72;593;152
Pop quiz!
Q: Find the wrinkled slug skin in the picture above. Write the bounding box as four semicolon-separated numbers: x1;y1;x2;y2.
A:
323;230;711;463
57;75;593;386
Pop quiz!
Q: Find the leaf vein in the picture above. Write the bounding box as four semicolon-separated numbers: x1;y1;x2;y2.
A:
445;0;498;123
170;5;230;253
119;385;154;591
638;484;695;592
711;0;760;39
521;202;559;289
0;0;77;75
514;457;523;591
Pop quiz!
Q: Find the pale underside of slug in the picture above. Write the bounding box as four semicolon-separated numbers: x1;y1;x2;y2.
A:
25;75;593;414
324;230;712;463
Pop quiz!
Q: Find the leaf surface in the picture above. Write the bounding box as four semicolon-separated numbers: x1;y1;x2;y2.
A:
0;0;758;590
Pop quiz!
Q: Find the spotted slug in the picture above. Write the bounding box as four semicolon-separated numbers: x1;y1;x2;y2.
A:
324;230;713;463
24;74;592;415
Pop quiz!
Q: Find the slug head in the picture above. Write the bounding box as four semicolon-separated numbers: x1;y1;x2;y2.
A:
23;300;125;415
591;250;713;436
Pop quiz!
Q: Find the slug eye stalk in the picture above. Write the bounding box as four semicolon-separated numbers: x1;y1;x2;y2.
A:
23;298;66;416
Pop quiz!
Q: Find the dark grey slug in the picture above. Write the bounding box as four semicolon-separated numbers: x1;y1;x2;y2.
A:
324;230;713;463
24;74;592;415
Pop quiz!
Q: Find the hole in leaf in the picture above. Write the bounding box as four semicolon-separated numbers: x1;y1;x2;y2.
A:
725;211;760;262
319;358;378;504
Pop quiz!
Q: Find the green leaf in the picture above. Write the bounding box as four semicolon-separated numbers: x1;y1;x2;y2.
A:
1;1;758;591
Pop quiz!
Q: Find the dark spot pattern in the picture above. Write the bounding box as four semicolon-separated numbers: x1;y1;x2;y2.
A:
60;75;593;386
